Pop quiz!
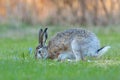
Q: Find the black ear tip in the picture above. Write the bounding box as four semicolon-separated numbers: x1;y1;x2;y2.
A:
45;28;48;30
40;29;43;31
44;28;48;32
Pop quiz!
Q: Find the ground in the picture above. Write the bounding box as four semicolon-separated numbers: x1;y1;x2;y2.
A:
0;24;120;80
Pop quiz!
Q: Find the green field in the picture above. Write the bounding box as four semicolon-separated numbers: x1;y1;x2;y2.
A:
0;24;120;80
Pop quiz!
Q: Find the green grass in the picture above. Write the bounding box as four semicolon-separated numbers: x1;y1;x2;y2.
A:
0;24;120;80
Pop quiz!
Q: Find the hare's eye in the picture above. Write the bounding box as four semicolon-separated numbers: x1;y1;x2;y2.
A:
38;51;41;54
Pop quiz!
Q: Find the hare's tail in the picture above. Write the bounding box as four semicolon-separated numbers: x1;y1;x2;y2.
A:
93;46;111;58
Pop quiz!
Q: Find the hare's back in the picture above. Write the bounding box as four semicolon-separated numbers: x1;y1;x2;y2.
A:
52;28;94;41
48;28;96;50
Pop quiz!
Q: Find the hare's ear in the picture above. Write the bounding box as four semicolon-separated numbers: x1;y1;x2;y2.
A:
39;29;43;45
43;28;48;45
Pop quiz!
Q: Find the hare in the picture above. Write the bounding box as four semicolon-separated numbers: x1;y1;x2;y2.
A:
35;28;110;61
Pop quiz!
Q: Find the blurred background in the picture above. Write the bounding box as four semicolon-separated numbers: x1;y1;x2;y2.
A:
0;0;120;26
0;1;120;79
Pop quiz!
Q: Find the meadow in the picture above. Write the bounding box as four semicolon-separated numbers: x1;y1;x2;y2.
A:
0;24;120;80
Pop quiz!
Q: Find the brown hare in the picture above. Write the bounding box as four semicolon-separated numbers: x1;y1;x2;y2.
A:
35;28;110;61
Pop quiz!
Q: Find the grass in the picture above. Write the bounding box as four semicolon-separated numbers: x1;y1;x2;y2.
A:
0;24;120;80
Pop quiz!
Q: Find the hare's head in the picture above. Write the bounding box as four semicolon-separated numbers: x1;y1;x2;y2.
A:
35;28;48;59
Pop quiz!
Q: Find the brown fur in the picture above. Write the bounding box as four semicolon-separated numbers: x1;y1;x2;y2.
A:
47;28;94;59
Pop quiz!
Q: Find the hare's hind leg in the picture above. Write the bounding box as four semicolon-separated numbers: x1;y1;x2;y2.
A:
57;52;75;61
71;39;85;61
72;49;84;61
